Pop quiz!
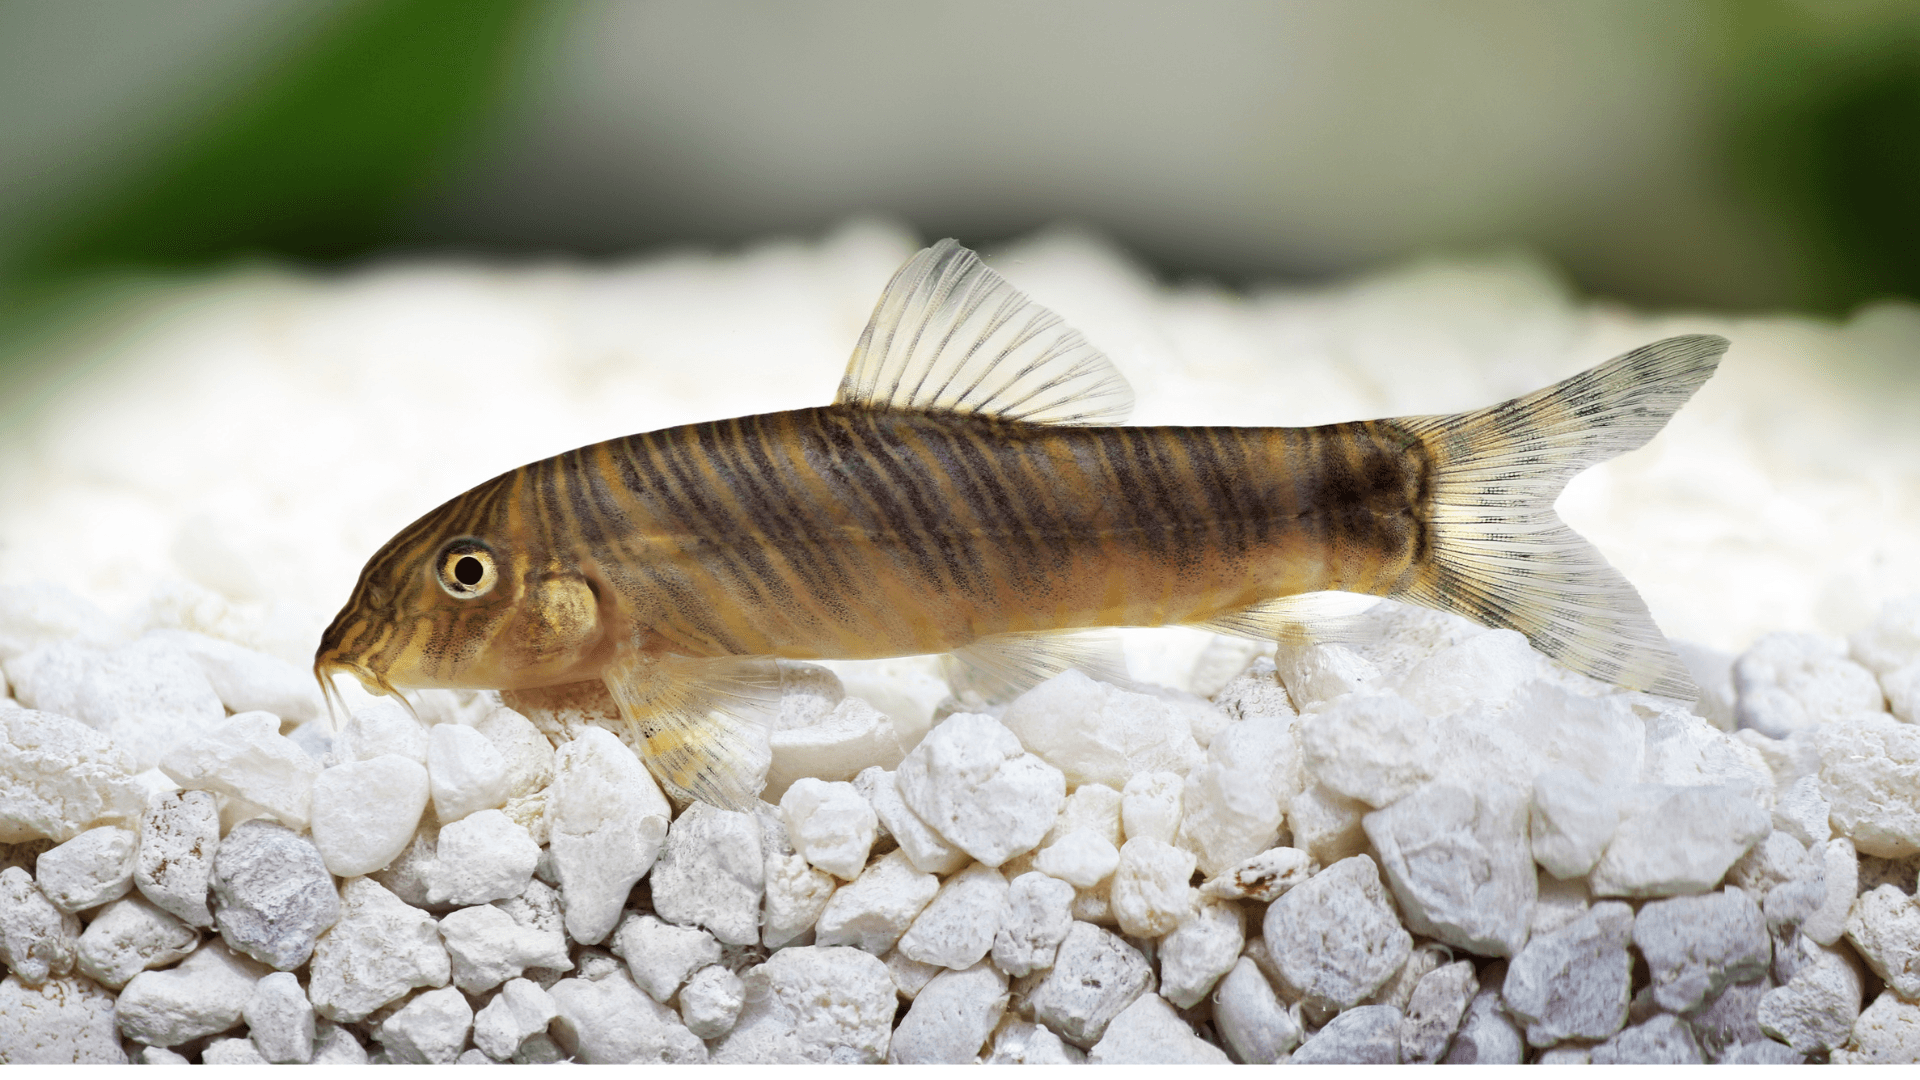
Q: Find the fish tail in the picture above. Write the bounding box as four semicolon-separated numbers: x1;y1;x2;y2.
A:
1393;334;1728;700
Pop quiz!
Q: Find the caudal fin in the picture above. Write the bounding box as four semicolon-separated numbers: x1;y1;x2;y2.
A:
1394;334;1728;700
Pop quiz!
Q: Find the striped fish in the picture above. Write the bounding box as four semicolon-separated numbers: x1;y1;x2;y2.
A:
316;239;1726;809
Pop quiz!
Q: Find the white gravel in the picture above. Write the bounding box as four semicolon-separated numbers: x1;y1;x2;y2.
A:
0;223;1916;1062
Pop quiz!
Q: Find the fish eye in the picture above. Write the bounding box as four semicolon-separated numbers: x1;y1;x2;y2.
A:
435;539;498;599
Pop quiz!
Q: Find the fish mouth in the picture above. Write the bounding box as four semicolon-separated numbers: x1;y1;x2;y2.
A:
312;653;404;729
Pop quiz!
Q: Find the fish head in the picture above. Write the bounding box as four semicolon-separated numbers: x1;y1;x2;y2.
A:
314;491;612;714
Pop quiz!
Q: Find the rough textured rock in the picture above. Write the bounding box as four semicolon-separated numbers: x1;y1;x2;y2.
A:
898;861;1008;969
307;878;450;1022
0;973;125;1063
1212;955;1299;1063
1087;992;1230;1063
0;707;143;844
472;978;557;1062
1759;937;1865;1055
1818;713;1920;857
1589;783;1769;897
209;819;339;970
308;754;428;878
423;808;540;907
1399;958;1478;1063
768;696;906;797
332;700;429;765
7;637;226;773
0;866;78;985
1175;714;1298;875
544;727;670;946
888;962;1008;1063
781;777;877;880
853;766;968;875
896;711;1065;868
440;897;573;995
1735;631;1886;738
1199;845;1312;903
1119;770;1183;845
1529;766;1621;879
1834;990;1920;1064
244;969;315;1063
610;913;721;1003
1158;899;1243;1008
814;848;939;955
1033;828;1119;887
1773;774;1832;846
990;870;1075;977
158;711;321;830
650;801;763;947
1110;835;1197;938
712;945;896;1064
200;1036;269;1064
1846;883;1920;1000
1300;692;1436;807
1632;887;1770;1012
1801;836;1859;946
378;985;474;1064
1502;900;1634;1047
548;967;707;1063
986;1017;1087;1063
1443;970;1526;1064
679;964;744;1039
1286;783;1371;866
1591;1012;1704;1063
1365;779;1534;956
133;788;219;927
1026;921;1153;1048
1000;670;1205;790
1261;855;1412;1012
73;894;198;989
760;844;837;950
34;824;135;913
1688;977;1773;1063
1291;1003;1403;1064
115;939;267;1046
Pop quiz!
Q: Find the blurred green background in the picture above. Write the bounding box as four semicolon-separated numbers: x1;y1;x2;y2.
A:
2;0;1917;392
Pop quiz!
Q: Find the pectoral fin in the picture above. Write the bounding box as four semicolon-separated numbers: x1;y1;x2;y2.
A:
602;645;780;811
942;629;1126;704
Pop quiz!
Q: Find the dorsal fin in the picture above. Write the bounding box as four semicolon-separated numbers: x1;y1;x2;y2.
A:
836;239;1135;425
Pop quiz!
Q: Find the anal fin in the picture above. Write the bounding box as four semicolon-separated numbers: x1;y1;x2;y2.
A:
1199;592;1381;647
942;630;1126;704
602;645;780;811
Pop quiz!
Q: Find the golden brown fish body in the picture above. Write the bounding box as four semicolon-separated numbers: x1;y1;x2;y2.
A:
318;239;1725;809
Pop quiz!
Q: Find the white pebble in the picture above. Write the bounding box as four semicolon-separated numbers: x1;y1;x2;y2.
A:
1632;887;1770;1012
472;978;557;1062
550;967;708;1062
34;824;136;913
884;946;940;999
1444;974;1526;1063
897;711;1065;868
1735;631;1887;738
209;819;339;971
1026;921;1153;1048
1087;991;1230;1063
131;788;218;928
427;722;512;823
768;696;906;798
985;1016;1085;1063
1773;774;1832;846
1589;783;1770;897
243;969;315;1063
679;964;744;1039
1213;955;1298;1062
73;894;197;989
311;1020;370;1064
852;766;968;874
1119;770;1183;845
1529;767;1622;879
610;912;720;1002
474;707;554;798
424;808;539;907
898;861;1009;969
158;711;320;831
1111;836;1196;939
1882;662;1920;724
990;870;1075;977
0;866;78;985
0;706;143;845
115;939;267;1047
1834;990;1920;1064
307;878;450;1023
1759;937;1865;1055
1400;959;1478;1063
200;1036;269;1064
1502;900;1633;1046
1175;715;1299;876
1261;855;1411;1012
781;777;877;880
308;754;427;878
333;699;429;764
1299;692;1435;807
377;985;472;1064
149;628;320;725
1033;828;1119;888
651;801;764;946
760;844;837;950
1802;837;1858;945
815;848;939;955
1158;899;1243;1007
1046;781;1123;845
0;973;125;1063
440;900;572;995
1365;780;1536;957
711;945;895;1064
6;637;226;773
1285;782;1370;867
885;963;1006;1064
1198;845;1311;903
1844;884;1920;1001
1274;639;1378;710
1817;713;1920;857
544;727;670;946
1000;670;1204;789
